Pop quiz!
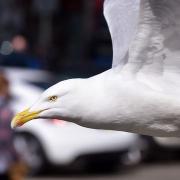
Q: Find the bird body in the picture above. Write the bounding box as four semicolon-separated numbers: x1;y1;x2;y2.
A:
54;69;180;137
11;0;180;137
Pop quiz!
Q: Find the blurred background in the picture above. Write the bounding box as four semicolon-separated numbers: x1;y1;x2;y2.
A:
0;0;112;77
0;0;180;180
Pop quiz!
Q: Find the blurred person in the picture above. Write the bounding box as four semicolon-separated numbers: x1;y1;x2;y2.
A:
11;35;28;53
0;72;27;180
0;35;43;69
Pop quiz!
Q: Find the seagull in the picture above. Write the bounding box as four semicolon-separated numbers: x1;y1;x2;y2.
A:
11;0;180;137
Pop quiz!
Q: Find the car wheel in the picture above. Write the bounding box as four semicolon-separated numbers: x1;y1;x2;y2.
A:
120;147;142;166
138;135;160;162
14;133;46;175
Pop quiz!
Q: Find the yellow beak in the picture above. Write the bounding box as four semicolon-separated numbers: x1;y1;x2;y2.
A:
11;108;41;129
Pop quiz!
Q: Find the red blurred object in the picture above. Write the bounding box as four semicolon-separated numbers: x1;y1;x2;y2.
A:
51;119;66;126
95;0;104;12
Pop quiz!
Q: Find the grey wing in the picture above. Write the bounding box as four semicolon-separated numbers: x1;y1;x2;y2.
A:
123;0;180;80
103;0;140;68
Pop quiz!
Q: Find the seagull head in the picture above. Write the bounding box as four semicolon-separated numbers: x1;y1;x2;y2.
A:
11;79;86;128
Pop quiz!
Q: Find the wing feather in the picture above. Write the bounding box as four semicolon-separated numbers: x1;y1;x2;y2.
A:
123;0;180;78
104;0;140;67
105;0;180;79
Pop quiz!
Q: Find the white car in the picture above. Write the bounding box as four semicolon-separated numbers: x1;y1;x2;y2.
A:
5;68;143;174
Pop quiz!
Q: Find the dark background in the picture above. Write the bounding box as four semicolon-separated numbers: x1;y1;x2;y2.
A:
0;0;112;77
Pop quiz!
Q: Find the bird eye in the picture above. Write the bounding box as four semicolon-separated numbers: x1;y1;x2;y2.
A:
48;96;58;102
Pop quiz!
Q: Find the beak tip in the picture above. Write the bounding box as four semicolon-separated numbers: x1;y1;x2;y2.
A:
11;120;17;129
11;116;22;129
11;117;24;129
11;108;40;129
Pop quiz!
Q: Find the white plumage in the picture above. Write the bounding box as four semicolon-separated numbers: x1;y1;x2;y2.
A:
12;0;180;137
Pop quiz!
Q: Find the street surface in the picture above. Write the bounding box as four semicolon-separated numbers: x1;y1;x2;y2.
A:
27;163;180;180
